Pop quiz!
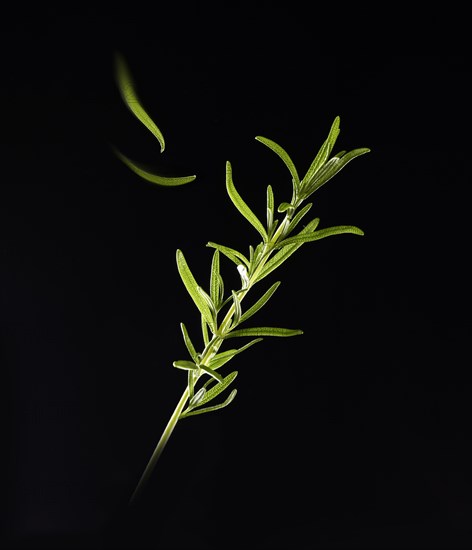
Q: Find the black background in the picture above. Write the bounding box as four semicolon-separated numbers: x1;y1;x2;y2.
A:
2;6;472;549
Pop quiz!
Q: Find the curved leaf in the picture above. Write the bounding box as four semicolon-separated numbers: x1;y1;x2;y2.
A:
173;360;198;371
226;161;268;242
206;242;250;267
176;250;215;330
255;136;300;189
180;389;238;419
113;148;196;186
180;371;239;418
114;52;166;152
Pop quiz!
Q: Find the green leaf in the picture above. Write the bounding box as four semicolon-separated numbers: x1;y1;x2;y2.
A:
283;203;313;236
208;338;263;370
114;52;166;152
113;148;197;186
197;287;217;322
277;202;293;213
210;250;221;307
276;225;364;248
226;327;303;338
180;322;198;363
266;184;274;229
196;371;238;406
255;136;300;189
188;369;196;402
226;161;268;242
239;281;281;324
231;290;242;327
303;148;371;197
301;116;341;188
206;242;250;267
180;372;239;418
173;360;198;371
176;249;215;330
201;315;210;346
180;389;238;418
199;364;224;383
189;386;206;407
258;218;321;281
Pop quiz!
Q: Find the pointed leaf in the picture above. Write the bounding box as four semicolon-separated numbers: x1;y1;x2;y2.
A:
255;136;300;189
188;369;196;402
301;116;341;188
226;327;303;338
206;242;250;267
258;218;321;281
180;322;198;363
114;53;166;152
208;338;263;370
201;315;210;346
266;184;274;229
113;148;197;186
199;364;224;383
180;371;239;418
226;161;268;242
197;287;217;322
277;225;364;248
283;203;313;236
173;360;198;371
304;147;371;197
189;386;207;407
231;290;242;327
210;250;221;306
239;281;281;324
176;249;215;330
180;389;238;419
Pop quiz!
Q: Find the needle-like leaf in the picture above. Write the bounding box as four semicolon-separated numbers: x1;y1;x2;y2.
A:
180;372;239;418
180;322;198;363
258;218;321;281
176;250;215;330
238;281;281;324
208;338;263;370
180;389;238;418
226;161;268;242
210;250;221;307
114;52;166;152
113;148;197;186
173;360;198;371
226;327;303;338
199;364;224;383
206;242;250;267
300;116;341;189
266;184;275;229
255;136;300;190
276;225;364;248
303;147;370;198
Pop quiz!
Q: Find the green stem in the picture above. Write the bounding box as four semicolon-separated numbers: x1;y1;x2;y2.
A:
129;385;190;505
129;212;295;504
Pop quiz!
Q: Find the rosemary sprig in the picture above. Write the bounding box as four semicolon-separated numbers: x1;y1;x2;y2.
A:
112;54;370;505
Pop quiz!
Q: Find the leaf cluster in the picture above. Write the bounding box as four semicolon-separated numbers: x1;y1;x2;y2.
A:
113;53;370;420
